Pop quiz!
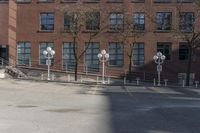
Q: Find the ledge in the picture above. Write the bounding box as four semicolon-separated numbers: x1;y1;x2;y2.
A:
154;30;171;33
37;30;54;33
60;0;77;3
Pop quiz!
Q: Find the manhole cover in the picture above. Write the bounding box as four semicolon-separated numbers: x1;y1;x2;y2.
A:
46;108;81;113
16;105;38;108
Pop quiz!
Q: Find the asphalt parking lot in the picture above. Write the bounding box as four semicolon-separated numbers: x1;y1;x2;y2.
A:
0;79;200;133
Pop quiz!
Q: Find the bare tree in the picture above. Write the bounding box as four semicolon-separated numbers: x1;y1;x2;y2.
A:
174;0;200;86
58;3;107;81
144;0;200;86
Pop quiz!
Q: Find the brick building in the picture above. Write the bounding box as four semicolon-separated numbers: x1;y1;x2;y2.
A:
0;0;199;82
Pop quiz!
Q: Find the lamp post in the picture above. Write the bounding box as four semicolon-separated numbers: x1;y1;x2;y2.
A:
98;49;109;84
43;47;55;80
153;52;166;86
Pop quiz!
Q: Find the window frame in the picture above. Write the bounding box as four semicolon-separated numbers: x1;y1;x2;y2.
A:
109;12;124;31
132;42;145;67
156;12;172;31
62;42;76;71
17;41;31;65
40;12;55;31
133;12;145;31
108;42;124;67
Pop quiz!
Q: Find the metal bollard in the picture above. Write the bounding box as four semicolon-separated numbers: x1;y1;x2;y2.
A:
182;80;185;88
67;74;70;82
41;74;44;80
164;79;168;87
80;75;83;83
108;76;110;84
153;78;156;86
1;58;3;67
97;76;99;84
195;81;199;88
136;77;140;86
51;74;55;80
124;76;126;85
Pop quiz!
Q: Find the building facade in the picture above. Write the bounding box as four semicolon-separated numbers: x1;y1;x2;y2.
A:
0;0;200;82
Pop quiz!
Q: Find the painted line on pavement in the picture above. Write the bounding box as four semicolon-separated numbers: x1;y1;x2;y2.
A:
148;87;168;97
92;85;99;95
123;86;133;97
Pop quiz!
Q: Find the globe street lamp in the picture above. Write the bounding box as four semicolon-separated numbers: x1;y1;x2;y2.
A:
153;52;166;86
43;47;55;80
98;49;109;84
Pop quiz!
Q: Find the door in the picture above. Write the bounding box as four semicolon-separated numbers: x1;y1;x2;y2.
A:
0;45;9;66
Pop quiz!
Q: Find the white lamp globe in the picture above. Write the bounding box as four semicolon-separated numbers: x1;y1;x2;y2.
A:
153;55;158;60
157;52;162;57
98;53;103;58
161;55;166;60
101;49;106;55
43;50;48;55
51;50;55;55
105;53;109;59
47;47;52;52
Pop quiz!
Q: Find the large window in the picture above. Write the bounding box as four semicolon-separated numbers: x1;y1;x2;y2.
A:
85;42;99;72
108;42;123;67
63;42;76;71
156;12;172;31
133;43;144;66
64;13;76;31
133;12;145;31
39;42;54;65
40;13;54;31
17;42;31;65
109;13;124;31
179;43;189;60
179;12;194;32
85;12;100;30
157;42;172;60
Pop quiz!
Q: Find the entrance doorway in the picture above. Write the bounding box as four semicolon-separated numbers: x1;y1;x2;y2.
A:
0;45;9;66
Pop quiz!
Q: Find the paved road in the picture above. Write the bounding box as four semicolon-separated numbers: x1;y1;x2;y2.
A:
0;79;200;133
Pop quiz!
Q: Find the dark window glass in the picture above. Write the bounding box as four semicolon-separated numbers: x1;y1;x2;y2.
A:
156;12;172;31
179;43;189;60
64;13;77;31
85;42;99;72
132;0;145;2
16;0;31;2
63;42;76;71
179;12;194;32
109;13;124;31
133;12;145;31
177;0;193;3
17;42;31;65
133;43;144;66
109;42;123;67
154;0;171;3
86;12;100;30
40;13;54;31
157;42;172;60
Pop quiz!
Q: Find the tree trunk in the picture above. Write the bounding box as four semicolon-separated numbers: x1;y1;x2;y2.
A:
186;47;192;86
75;61;78;81
128;56;132;83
